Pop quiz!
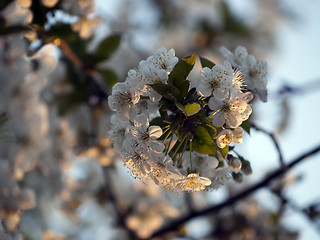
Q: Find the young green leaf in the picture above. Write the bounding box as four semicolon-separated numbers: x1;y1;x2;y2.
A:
192;139;216;155
184;103;200;116
241;119;250;134
175;102;186;114
204;124;217;140
168;53;196;88
94;34;121;62
149;83;179;102
220;145;229;158
150;117;167;128
200;56;215;68
179;80;190;100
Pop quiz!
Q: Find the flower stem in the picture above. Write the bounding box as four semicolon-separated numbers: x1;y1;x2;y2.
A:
162;127;171;142
189;140;193;170
165;134;174;155
171;135;187;160
177;139;188;168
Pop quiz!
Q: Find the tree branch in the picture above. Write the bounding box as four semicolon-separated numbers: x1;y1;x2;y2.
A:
151;144;320;238
251;123;285;168
53;38;83;70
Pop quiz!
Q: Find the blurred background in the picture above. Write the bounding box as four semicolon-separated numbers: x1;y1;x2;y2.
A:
1;0;320;239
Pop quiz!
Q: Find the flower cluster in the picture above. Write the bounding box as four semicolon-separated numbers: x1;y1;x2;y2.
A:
108;46;268;192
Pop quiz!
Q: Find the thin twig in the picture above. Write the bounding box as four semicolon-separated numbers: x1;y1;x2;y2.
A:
151;144;320;238
53;38;83;70
251;123;285;168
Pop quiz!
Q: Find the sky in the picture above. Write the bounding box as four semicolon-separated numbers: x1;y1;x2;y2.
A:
246;0;320;238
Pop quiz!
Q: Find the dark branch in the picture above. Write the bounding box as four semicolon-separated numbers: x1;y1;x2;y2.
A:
151;144;320;238
251;123;285;168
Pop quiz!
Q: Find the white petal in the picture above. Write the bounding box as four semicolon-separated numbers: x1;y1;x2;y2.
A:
148;126;163;139
212;111;225;127
198;82;212;97
208;96;223;111
134;114;149;129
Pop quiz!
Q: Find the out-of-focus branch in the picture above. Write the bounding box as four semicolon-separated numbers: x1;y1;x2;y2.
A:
273;190;320;235
251;123;285;168
103;167;143;240
270;79;320;99
53;38;83;70
151;144;320;238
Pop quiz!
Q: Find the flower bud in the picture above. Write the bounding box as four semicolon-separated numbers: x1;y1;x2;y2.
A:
229;158;242;170
241;160;252;175
232;172;243;183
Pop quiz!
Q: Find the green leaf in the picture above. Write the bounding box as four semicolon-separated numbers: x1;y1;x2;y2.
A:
149;83;179;102
184;103;200;116
98;68;118;90
159;109;168;119
192;126;216;155
241;119;250;134
192;139;216;155
175;102;186;114
150;117;167;128
200;56;215;68
168;53;196;88
204;124;217;140
94;34;121;62
196;126;214;145
220;145;229;158
179;80;190;100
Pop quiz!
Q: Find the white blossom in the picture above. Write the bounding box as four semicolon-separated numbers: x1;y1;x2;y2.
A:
245;56;268;102
41;0;59;8
126;114;164;159
209;91;253;128
144;47;179;73
72;16;104;39
26;44;57;83
216;129;234;148
1;1;33;26
108;82;140;120
62;0;96;16
198;62;233;99
121;139;152;179
108;115;129;153
176;173;211;192
139;61;168;102
232;127;244;144
220;46;248;67
209;165;233;190
182;151;219;176
149;154;182;191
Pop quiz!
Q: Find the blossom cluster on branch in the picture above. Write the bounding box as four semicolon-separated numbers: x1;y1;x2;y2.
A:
108;46;268;192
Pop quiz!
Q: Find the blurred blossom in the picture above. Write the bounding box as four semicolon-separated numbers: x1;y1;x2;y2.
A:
1;1;33;26
72;16;104;39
